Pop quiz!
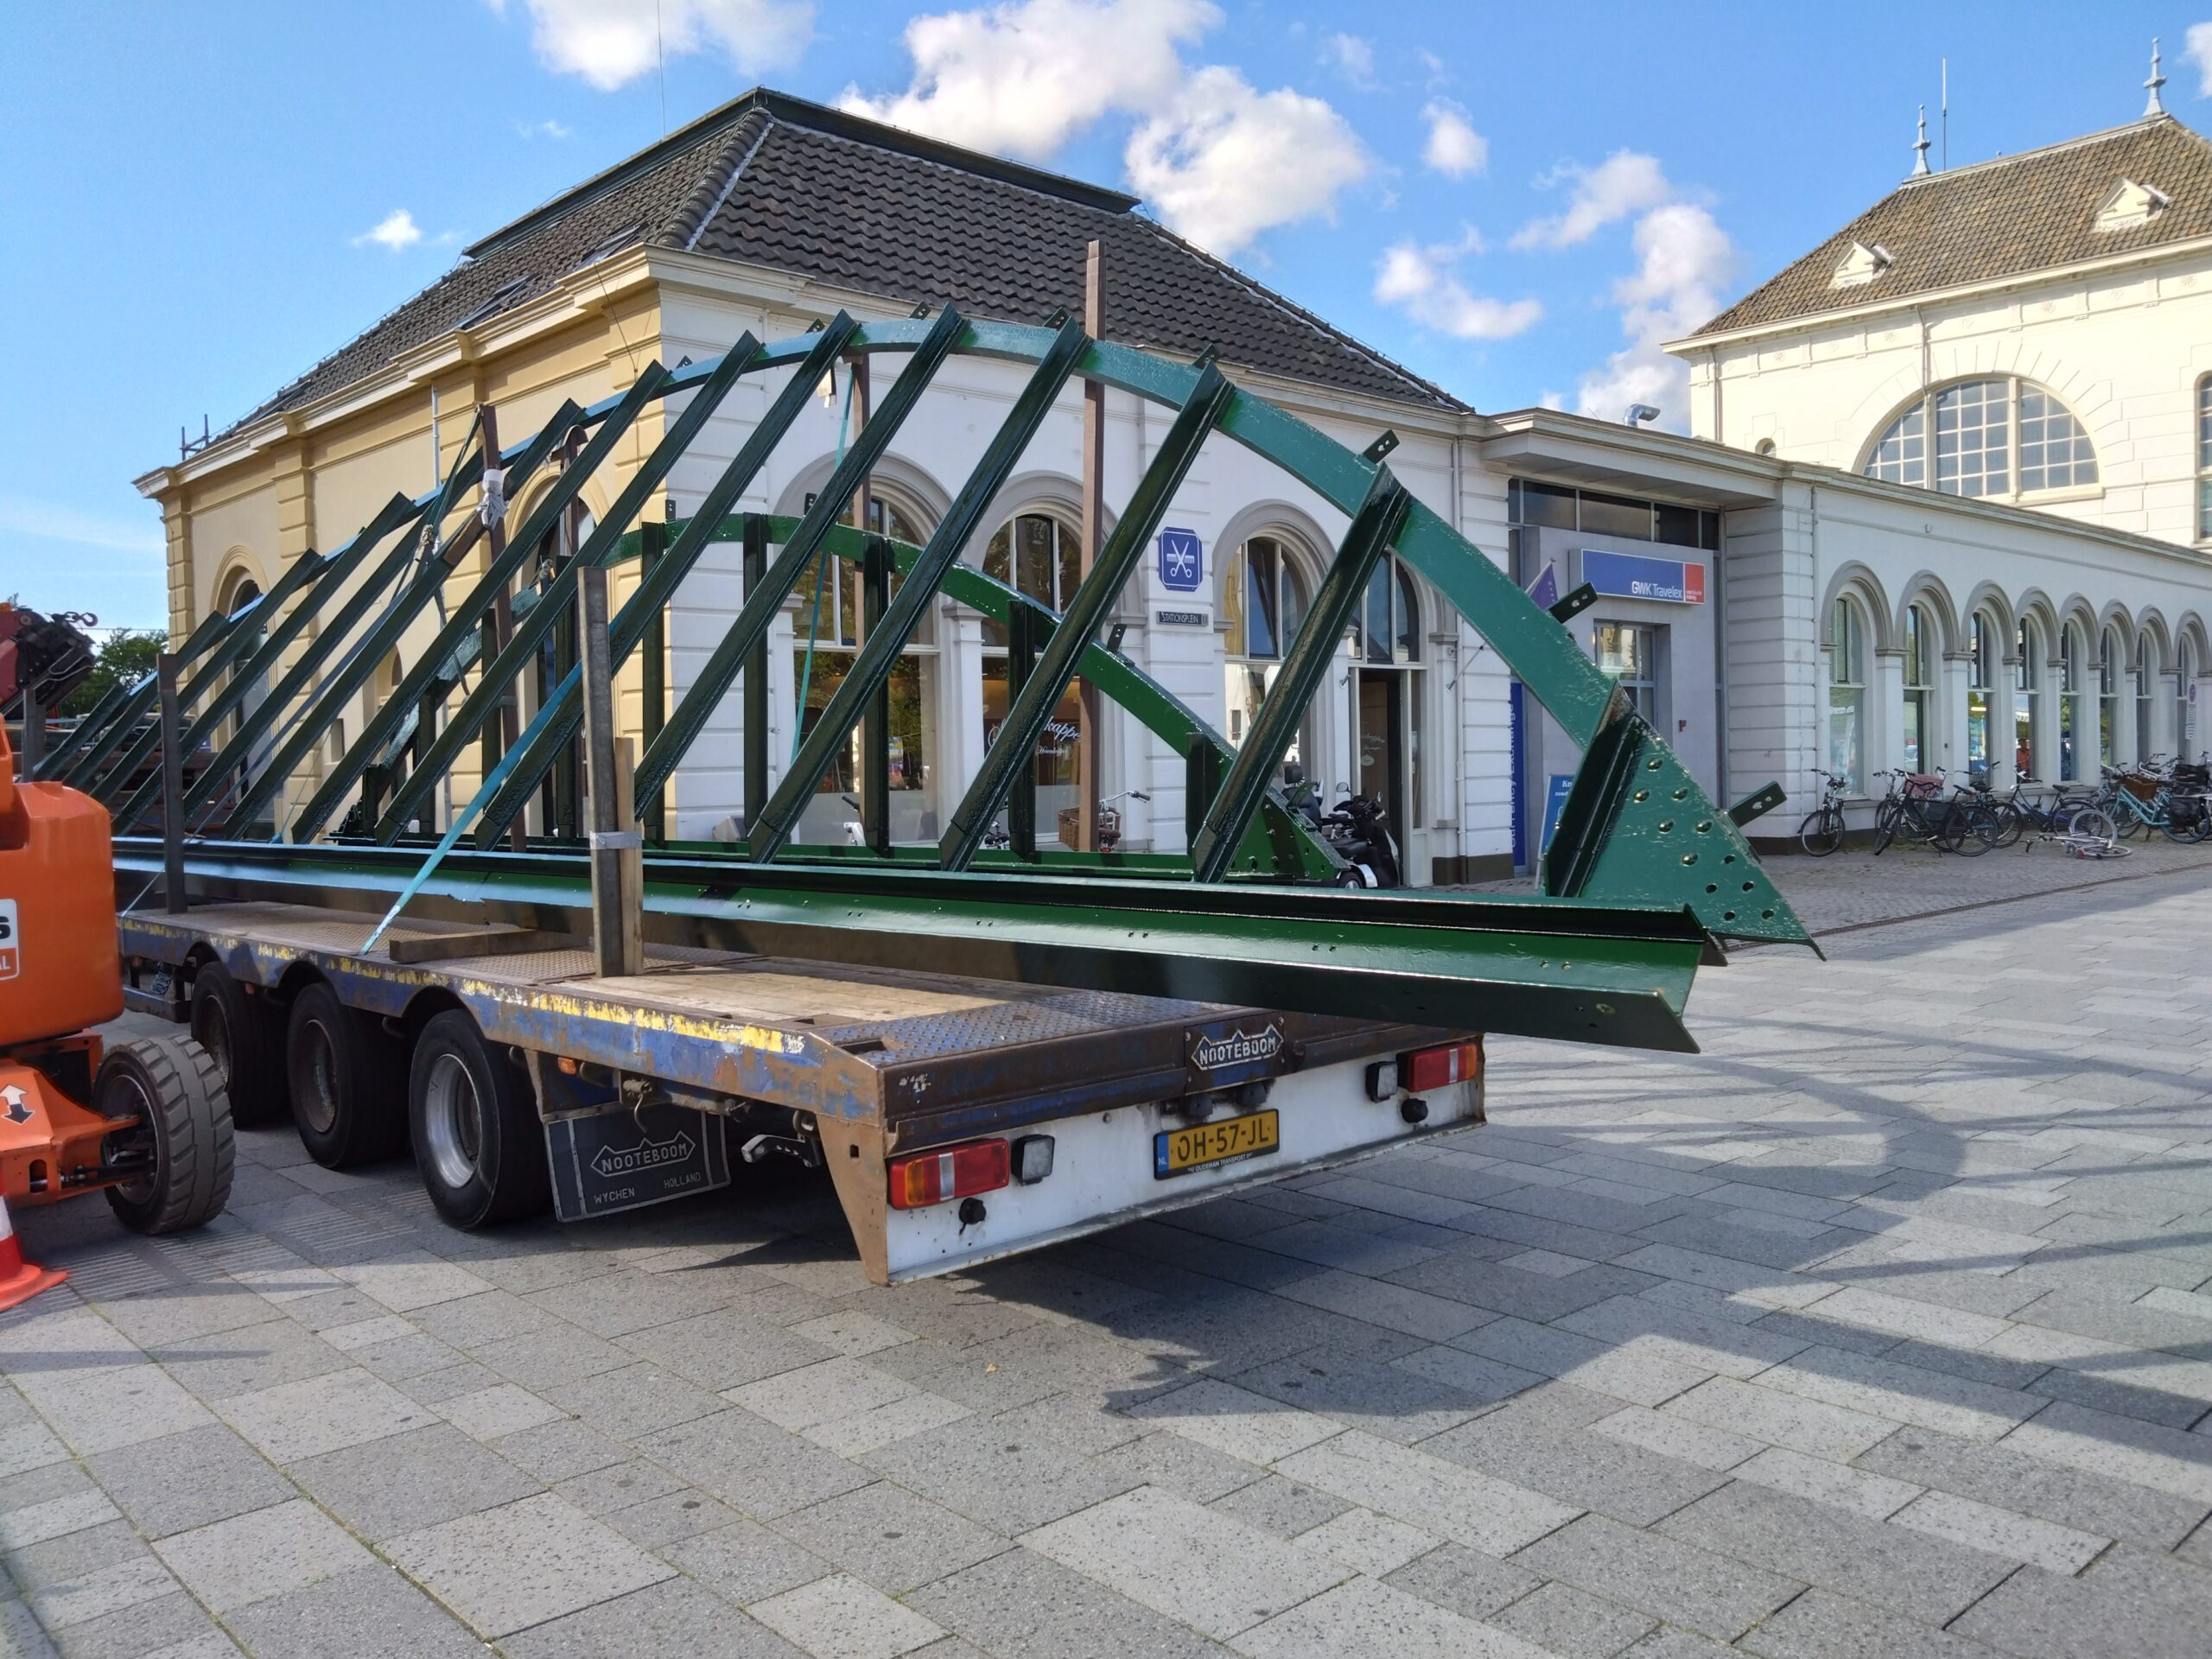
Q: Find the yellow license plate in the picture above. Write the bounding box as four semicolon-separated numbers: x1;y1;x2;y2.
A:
1154;1109;1281;1179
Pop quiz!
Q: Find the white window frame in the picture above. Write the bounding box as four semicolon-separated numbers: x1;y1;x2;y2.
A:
1863;376;2099;503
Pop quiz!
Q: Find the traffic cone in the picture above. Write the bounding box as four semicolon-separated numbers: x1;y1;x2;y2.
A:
0;1194;65;1312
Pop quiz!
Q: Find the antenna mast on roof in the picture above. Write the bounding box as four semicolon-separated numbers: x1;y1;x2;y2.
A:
2146;38;2167;118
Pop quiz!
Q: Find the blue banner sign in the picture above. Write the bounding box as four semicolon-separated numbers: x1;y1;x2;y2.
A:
1541;773;1575;853
1582;549;1705;605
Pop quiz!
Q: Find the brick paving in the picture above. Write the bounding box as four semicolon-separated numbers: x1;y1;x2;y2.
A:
5;872;2212;1656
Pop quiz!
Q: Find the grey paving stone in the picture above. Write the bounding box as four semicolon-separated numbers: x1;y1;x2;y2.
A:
856;1410;1141;1535
2000;1400;2212;1505
633;1408;874;1522
1488;1580;1659;1659
1209;1473;1353;1537
524;1267;746;1338
661;1516;833;1605
287;1422;540;1541
1382;1539;1544;1620
906;1545;1223;1659
12;1363;214;1458
212;1366;431;1464
1125;1376;1344;1464
1663;1376;1895;1462
501;1577;804;1659
1855;1427;2209;1551
772;1480;1007;1595
748;1571;943;1659
142;1316;353;1403
1655;1480;2013;1627
489;1416;632;1483
542;1359;729;1439
603;1487;740;1548
386;1492;674;1639
1231;1345;1486;1443
1274;1429;1580;1555
467;1325;637;1392
1087;1427;1268;1504
219;1562;483;1658
1758;1344;2045;1443
1507;1513;1802;1641
1230;1574;1554;1659
619;1309;840;1391
1738;1586;2012;1659
11;1586;214;1659
1952;1544;2212;1659
552;1458;688;1517
151;1499;371;1613
1890;1488;2107;1574
1421;1409;1730;1525
1022;1485;1348;1641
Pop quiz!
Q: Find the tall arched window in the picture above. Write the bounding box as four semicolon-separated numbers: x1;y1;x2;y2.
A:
980;512;1084;831
1828;597;1867;791
1865;378;2096;500
2100;626;2126;766
1223;536;1313;785
2198;377;2212;539
1967;612;1996;774
2137;630;2157;760
1903;604;1936;772
2061;625;2087;782
1350;555;1423;833
2014;619;2040;778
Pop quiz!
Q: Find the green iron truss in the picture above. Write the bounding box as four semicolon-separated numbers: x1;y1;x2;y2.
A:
79;310;1811;1052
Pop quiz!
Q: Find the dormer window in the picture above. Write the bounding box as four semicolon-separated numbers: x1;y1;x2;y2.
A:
455;277;531;333
2094;177;2171;233
572;221;645;272
1830;242;1895;289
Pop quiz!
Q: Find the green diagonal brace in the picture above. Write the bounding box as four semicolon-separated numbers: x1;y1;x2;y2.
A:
1193;467;1411;881
940;359;1233;869
747;317;1090;863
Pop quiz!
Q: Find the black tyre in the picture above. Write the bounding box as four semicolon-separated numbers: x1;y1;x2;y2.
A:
1988;800;2024;849
408;1011;550;1229
1871;799;1899;854
99;1035;234;1235
1950;802;1999;858
189;963;289;1128
284;982;408;1169
1797;804;1843;857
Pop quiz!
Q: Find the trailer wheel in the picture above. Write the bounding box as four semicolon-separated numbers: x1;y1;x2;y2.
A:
100;1035;235;1236
285;983;408;1168
189;963;289;1128
409;1011;550;1229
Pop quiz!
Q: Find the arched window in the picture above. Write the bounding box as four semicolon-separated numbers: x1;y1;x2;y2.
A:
1903;604;1936;772
1350;554;1424;832
791;493;936;844
2014;619;2041;779
2060;625;2087;782
2137;630;2158;760
2198;378;2212;539
979;512;1084;830
2100;626;2125;766
1864;378;2096;500
1827;597;1868;791
1223;536;1314;785
1967;612;1996;774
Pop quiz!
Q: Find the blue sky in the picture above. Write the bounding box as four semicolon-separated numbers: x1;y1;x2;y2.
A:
0;0;2194;628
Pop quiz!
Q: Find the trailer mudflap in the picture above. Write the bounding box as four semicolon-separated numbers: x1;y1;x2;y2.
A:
546;1102;730;1221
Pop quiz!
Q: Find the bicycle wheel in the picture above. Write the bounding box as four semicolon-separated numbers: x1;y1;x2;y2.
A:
1797;804;1843;857
1871;799;1898;854
2113;805;2145;840
1988;799;2024;849
2067;807;2120;855
1951;802;1999;857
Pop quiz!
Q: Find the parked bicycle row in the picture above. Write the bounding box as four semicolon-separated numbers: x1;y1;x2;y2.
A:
1796;753;2212;860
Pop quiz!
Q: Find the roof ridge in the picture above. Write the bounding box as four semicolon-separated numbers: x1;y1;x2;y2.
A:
667;109;772;252
1897;111;2200;189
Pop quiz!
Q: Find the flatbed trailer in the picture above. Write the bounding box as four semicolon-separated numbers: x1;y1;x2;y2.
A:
118;900;1482;1284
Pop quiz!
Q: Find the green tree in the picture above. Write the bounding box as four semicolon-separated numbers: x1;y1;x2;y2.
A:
60;629;166;716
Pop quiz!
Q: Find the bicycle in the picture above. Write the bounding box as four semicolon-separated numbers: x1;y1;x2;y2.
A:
1871;770;1998;856
2033;806;2128;859
1796;772;1848;856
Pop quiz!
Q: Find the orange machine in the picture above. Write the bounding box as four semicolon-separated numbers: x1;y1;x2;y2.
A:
0;719;232;1308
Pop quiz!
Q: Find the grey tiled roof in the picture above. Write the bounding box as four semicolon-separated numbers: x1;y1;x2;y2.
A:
1692;115;2212;339
229;90;1457;435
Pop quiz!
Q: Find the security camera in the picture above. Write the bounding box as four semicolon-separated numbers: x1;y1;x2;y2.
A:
1626;404;1662;426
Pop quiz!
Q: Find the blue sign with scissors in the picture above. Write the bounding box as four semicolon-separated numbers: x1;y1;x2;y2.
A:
1158;528;1203;592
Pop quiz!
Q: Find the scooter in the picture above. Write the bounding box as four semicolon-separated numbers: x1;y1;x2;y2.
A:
1283;770;1401;888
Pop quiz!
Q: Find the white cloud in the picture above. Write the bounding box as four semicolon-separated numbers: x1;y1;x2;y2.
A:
1127;67;1368;256
516;118;573;139
2188;22;2212;94
840;0;1217;161
1323;32;1376;89
0;493;162;556
353;209;423;251
492;0;813;92
1575;201;1735;425
1511;150;1672;249
1372;236;1541;340
1421;99;1485;177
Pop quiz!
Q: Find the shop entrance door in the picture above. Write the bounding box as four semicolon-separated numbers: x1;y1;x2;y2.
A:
1355;669;1406;836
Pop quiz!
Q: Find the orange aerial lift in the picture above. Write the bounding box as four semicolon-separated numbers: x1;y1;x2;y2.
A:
0;702;232;1311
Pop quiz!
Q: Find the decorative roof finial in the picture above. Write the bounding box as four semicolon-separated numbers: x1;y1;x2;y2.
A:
2145;38;2167;118
1911;105;1932;177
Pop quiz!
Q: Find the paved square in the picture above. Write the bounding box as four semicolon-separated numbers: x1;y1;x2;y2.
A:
4;869;2212;1654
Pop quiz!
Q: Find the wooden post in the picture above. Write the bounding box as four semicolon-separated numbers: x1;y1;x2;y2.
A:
577;563;643;977
1077;238;1105;854
156;652;187;914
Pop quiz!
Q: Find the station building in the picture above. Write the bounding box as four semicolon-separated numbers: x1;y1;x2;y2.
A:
139;86;2212;881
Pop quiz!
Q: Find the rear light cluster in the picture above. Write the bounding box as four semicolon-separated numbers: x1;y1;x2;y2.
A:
886;1134;1055;1210
1401;1038;1484;1094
